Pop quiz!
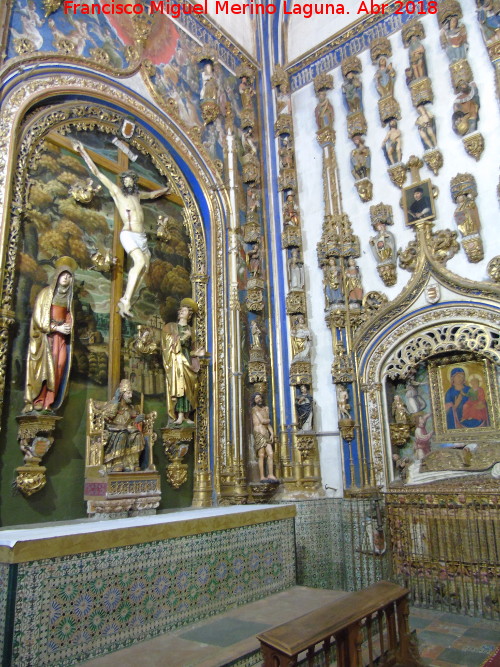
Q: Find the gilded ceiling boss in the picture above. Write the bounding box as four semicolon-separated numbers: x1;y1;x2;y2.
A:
73;141;169;318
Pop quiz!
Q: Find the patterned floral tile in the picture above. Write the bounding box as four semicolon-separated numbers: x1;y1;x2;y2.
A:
0;563;10;659
11;519;295;666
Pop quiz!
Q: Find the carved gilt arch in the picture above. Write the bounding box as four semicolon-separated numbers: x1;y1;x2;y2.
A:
0;70;231;506
360;303;500;487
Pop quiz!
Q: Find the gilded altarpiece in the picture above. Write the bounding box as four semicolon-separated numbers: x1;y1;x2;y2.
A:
0;98;217;525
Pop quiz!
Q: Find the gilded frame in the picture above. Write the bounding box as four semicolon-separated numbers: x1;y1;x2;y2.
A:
428;354;500;444
402;179;436;227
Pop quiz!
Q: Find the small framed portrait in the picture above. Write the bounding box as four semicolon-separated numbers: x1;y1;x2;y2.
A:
402;179;436;226
428;355;500;443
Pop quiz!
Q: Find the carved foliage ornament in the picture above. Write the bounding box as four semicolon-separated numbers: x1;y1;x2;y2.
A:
384;324;500;380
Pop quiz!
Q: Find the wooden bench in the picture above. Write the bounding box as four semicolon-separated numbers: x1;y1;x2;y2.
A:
257;580;424;667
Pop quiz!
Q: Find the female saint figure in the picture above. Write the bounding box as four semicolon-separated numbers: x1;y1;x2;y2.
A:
23;257;76;413
345;258;363;306
200;61;217;101
392;395;409;424
440;15;469;62
375;57;396;98
161;299;205;425
290;315;311;363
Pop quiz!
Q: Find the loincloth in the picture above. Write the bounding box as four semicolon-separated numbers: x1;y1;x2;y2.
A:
120;230;151;256
254;432;272;454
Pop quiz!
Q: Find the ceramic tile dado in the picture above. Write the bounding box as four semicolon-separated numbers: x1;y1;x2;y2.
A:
10;518;295;666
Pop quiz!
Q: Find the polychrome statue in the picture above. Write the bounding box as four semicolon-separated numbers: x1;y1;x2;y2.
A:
73;140;169;318
23;256;76;414
101;379;149;472
161;298;205;425
251;392;278;482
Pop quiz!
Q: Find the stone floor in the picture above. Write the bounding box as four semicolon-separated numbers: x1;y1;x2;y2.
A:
82;586;500;667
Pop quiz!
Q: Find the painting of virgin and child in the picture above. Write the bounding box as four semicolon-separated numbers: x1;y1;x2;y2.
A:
444;366;489;429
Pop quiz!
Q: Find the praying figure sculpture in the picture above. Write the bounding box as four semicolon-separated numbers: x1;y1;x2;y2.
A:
251;392;278;481
23;257;76;414
161;298;205;425
73;141;169;318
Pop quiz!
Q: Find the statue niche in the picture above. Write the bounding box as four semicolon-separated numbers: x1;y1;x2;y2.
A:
386;354;500;487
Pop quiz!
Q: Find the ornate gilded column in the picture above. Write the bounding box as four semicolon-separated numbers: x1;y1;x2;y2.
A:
314;73;371;494
218;126;248;505
272;66;321;493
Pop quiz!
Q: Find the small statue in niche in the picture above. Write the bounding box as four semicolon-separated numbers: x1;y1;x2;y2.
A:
452;81;480;135
350;134;371;180
382;119;402;165
290;315;312;363
279;135;294;170
239;75;255;109
23;257;76;414
369;222;396;263
246;185;260;218
415;104;438;150
250;319;262;350
440;14;469;62
242;126;258;155
248;238;263;278
161;299;205;425
276;81;291;116
324;257;343;308
414;413;433;460
392;395;410;424
296;384;314;432
288;248;305;290
251;392;278;481
454;192;481;237
200;61;217;101
283;191;300;226
345;258;363;306
315;89;335;130
374;56;396;98
476;0;500;44
408;33;428;80
101;379;149;472
73;141;169;318
336;383;351;419
342;70;363;113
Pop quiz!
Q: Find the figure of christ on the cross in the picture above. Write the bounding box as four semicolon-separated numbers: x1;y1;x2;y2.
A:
72;141;169;318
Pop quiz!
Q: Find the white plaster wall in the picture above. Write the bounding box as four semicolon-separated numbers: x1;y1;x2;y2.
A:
291;9;500;494
206;0;256;57
287;2;358;63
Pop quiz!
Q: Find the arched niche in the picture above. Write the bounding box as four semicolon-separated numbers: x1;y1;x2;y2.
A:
0;70;230;523
360;302;500;488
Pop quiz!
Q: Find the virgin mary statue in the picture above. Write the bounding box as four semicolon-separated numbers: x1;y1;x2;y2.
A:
23;256;77;413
